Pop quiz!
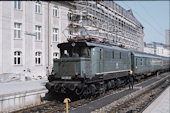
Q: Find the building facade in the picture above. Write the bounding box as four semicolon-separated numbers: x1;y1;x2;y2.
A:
144;42;170;57
67;1;144;51
0;1;72;78
144;43;154;54
0;1;144;78
165;29;170;45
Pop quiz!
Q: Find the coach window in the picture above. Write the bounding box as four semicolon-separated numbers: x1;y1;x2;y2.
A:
140;58;143;65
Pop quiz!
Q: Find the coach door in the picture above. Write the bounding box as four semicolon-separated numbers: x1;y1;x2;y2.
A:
99;48;104;73
131;53;135;71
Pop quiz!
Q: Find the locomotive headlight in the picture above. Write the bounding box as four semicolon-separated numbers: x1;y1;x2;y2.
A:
72;42;75;47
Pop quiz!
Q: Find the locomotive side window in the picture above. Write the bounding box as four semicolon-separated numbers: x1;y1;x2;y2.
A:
60;47;90;58
112;51;114;59
120;52;121;59
100;49;102;59
81;47;90;57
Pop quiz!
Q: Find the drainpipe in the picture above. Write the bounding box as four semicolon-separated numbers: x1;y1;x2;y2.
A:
47;1;50;76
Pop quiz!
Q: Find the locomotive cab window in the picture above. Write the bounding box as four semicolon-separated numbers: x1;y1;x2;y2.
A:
60;47;90;58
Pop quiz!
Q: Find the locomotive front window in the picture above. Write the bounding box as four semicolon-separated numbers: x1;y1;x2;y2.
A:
60;47;90;58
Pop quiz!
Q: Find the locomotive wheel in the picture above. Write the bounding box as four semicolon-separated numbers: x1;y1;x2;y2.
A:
107;81;112;90
116;79;121;88
83;88;91;99
111;80;116;89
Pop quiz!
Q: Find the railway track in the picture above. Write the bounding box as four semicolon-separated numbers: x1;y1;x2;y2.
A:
12;72;169;113
12;101;60;113
12;98;89;113
109;75;170;113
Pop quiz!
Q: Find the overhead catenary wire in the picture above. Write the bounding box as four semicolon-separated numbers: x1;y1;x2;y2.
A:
122;1;165;38
136;2;164;31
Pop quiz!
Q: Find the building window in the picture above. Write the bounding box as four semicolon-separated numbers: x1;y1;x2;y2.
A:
35;26;41;40
53;28;58;42
35;52;41;65
68;12;72;21
14;51;22;65
14;0;21;10
68;30;72;39
14;23;21;39
53;52;58;59
35;2;41;13
53;7;58;17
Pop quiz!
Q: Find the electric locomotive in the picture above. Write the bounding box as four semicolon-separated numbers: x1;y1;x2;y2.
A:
46;39;132;98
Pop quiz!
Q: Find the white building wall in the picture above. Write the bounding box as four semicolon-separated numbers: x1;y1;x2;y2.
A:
156;46;164;56
144;47;154;54
2;1;13;74
156;46;170;57
0;1;70;78
0;2;2;74
164;48;170;57
165;30;170;45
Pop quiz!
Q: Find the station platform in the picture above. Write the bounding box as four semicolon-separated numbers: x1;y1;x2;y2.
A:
143;86;170;113
0;79;48;112
0;79;47;95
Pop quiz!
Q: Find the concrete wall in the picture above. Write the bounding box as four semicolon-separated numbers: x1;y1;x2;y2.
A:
0;89;47;112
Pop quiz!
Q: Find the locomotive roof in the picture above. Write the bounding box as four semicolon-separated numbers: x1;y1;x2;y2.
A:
58;41;170;60
58;41;130;52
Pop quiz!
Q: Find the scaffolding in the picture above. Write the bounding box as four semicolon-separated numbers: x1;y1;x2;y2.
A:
66;1;144;51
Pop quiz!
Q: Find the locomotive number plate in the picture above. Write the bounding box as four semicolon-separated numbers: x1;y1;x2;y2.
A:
61;76;72;80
